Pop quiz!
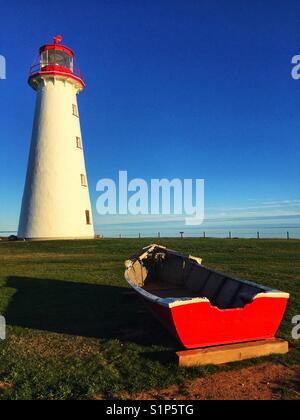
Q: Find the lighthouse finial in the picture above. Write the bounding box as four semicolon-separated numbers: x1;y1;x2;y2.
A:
53;35;62;45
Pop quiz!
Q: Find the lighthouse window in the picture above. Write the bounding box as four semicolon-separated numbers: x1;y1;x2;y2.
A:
85;210;91;225
81;174;87;187
40;51;48;68
76;137;82;149
40;50;73;71
72;104;79;117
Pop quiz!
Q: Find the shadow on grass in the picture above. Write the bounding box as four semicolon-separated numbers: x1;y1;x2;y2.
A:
4;276;177;350
273;372;300;400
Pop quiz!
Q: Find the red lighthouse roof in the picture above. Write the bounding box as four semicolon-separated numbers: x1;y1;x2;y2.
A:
29;35;85;91
39;35;75;58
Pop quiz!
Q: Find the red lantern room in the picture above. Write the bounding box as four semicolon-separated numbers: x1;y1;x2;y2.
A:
29;35;85;91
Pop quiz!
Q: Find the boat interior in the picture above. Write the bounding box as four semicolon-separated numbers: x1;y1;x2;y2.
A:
127;246;273;309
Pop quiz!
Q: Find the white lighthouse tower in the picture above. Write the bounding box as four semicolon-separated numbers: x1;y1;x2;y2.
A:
18;36;95;240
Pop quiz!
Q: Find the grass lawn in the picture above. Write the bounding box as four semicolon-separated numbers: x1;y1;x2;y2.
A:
0;238;299;400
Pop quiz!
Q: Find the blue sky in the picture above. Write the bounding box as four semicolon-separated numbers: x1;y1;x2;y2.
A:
0;0;299;236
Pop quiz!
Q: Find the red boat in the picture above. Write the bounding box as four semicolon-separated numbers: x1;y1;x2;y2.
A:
125;244;289;349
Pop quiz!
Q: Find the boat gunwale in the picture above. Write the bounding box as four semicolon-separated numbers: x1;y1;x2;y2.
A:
124;244;290;311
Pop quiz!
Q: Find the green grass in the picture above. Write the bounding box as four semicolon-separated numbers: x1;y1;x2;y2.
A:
0;238;299;400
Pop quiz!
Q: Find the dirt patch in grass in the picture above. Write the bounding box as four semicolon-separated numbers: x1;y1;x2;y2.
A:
0;382;12;390
126;363;300;400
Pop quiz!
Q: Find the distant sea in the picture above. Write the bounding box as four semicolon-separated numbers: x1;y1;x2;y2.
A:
95;215;300;239
2;216;300;239
1;229;299;239
0;231;17;237
95;226;300;239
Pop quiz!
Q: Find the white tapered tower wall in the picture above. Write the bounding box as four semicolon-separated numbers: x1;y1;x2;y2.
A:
18;76;95;239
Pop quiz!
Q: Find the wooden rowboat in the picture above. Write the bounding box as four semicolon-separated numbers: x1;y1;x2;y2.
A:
125;244;289;349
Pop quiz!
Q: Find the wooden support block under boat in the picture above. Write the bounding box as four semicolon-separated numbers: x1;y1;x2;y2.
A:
176;339;289;367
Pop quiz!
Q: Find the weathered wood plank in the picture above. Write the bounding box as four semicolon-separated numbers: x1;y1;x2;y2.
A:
177;339;289;367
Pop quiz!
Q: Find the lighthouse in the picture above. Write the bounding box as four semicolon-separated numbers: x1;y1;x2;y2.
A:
18;36;95;240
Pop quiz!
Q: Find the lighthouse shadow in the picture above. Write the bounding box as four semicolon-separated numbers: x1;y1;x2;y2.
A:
4;276;176;348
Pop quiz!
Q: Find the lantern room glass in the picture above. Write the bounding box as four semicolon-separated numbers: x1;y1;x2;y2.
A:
40;50;74;72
